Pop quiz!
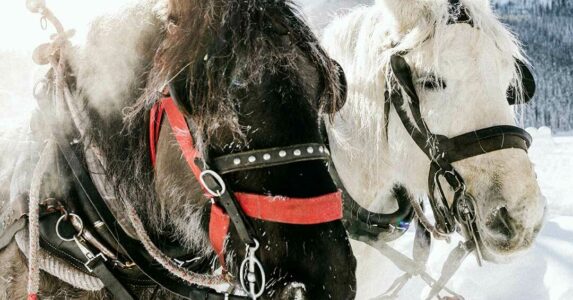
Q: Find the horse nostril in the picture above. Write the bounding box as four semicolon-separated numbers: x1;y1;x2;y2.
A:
280;283;307;300
488;206;516;240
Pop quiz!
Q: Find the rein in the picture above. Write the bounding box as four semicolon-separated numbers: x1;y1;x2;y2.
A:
149;92;343;298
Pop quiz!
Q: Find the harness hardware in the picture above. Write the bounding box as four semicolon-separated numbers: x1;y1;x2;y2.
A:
239;240;266;300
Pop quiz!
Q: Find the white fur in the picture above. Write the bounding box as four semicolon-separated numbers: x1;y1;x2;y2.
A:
323;0;545;260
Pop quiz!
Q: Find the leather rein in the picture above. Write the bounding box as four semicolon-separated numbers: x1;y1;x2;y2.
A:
149;90;343;298
387;53;532;265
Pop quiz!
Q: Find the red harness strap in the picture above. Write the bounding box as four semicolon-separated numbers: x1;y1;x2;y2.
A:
150;97;343;269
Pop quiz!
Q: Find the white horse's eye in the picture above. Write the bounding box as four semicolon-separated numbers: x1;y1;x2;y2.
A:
417;75;447;90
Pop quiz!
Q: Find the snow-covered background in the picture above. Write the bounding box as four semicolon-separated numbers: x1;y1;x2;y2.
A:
1;1;572;299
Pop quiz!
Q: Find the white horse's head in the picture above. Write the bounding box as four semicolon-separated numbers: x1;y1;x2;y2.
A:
377;0;545;262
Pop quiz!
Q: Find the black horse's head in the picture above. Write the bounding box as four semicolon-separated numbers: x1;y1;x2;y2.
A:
146;0;355;299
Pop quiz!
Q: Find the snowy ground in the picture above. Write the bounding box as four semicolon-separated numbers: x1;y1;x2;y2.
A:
353;128;573;300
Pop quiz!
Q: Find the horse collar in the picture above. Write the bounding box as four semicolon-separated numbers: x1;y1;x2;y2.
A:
149;95;343;294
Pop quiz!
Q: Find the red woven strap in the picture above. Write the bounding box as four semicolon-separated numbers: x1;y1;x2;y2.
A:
209;191;343;268
235;192;343;224
209;203;230;271
150;97;204;182
149;100;164;167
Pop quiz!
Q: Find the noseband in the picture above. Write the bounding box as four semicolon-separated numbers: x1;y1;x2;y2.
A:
149;90;343;298
388;54;532;264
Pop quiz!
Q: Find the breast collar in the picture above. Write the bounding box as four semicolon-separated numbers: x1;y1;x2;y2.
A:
149;93;343;272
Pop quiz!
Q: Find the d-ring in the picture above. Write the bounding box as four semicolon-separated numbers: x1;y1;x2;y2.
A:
55;213;83;242
199;170;226;197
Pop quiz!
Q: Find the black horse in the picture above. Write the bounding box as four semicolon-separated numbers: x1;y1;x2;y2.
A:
0;0;356;299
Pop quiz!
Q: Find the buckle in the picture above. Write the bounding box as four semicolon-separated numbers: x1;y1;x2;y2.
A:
84;252;108;272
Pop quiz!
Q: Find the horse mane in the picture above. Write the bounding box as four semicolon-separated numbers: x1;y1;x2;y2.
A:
130;0;345;143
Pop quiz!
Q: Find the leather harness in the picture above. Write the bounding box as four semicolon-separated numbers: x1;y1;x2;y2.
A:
149;95;343;271
0;85;344;299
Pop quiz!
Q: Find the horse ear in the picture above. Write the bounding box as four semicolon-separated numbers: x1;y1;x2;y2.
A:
507;59;536;105
332;60;348;112
168;74;193;116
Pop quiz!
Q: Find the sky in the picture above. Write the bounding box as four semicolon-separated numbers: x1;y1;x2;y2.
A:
0;0;136;52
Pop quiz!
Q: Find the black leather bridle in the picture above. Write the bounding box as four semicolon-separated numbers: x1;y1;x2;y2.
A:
388;53;533;264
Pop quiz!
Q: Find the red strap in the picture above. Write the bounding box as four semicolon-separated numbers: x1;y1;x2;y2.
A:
209;203;230;271
235;192;343;224
150;97;204;182
149;101;165;167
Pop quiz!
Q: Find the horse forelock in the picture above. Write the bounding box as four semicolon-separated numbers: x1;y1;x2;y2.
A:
137;0;345;146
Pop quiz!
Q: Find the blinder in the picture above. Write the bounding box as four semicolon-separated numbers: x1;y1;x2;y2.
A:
168;74;193;116
507;59;536;105
328;59;348;113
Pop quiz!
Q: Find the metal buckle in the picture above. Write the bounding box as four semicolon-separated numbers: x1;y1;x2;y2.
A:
83;252;108;272
55;213;108;272
199;170;227;197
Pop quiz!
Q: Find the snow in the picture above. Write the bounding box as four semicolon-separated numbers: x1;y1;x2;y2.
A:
353;129;573;300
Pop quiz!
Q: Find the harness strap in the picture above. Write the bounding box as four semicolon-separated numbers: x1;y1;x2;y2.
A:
213;143;331;174
85;254;135;300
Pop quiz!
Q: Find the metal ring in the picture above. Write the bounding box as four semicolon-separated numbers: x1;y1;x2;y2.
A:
55;213;83;242
239;256;266;299
456;195;477;223
199;170;226;197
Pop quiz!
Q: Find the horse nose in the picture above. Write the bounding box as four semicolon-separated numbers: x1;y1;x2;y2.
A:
280;282;307;300
487;206;517;240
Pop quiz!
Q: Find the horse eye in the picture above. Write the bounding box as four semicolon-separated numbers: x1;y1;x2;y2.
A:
419;75;447;90
168;15;179;25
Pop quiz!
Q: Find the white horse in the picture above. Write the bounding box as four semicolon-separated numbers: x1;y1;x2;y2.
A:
322;0;546;267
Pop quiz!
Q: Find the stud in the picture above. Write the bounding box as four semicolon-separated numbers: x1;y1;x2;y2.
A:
318;146;324;153
279;150;287;157
248;156;256;163
294;149;301;156
233;158;241;165
307;147;314;154
263;154;271;160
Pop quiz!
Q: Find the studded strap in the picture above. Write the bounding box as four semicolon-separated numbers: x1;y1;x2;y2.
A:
212;143;330;174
